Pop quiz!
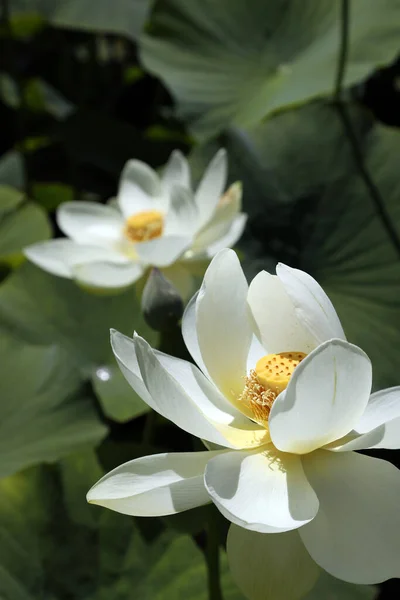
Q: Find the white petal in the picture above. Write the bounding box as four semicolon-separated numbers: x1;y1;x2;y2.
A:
118;159;163;218
134;334;268;449
246;335;267;373
329;387;400;451
24;239;117;278
87;451;217;516
227;525;319;600
276;264;346;344
72;261;143;289
164;186;198;236
205;447;319;533
356;386;400;433
247;271;316;354
191;181;242;253
155;349;247;423
162;150;191;191
196;249;252;403
182;291;210;377
57;201;123;246
203;214;247;258
300;450;400;584
110;329;157;409
269;339;372;454
195;149;227;228
136;235;193;267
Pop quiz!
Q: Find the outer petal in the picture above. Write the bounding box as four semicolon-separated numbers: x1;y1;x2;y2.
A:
114;332;268;450
227;525;319;600
87;451;218;516
269;339;372;454
247;271;316;354
276;264;346;344
195;149;227;228
191;181;242;252
110;329;156;409
24;239;120;278
182;291;210;377
300;450;400;584
57;201;124;246
162;149;191;191
204;447;319;533
118;159;163;218
203;214;247;258
328;387;400;451
136;235;193;267
196;249;252;403
72;261;143;289
164;186;198;237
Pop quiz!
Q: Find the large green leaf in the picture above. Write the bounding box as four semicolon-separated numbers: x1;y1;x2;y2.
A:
141;0;400;140
0;186;51;265
0;333;106;479
10;0;153;41
0;264;156;420
302;121;400;390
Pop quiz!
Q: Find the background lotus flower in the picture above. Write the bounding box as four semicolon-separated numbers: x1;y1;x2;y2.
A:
24;150;246;295
87;249;400;600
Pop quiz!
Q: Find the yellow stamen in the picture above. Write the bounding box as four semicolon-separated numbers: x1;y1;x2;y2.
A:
124;210;163;243
239;351;307;426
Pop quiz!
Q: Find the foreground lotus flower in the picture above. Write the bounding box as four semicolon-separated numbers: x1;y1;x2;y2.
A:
87;249;400;600
24;150;246;293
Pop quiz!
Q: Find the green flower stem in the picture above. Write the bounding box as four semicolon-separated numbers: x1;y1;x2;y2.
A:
206;506;223;600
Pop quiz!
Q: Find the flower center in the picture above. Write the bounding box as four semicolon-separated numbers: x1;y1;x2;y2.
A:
124;210;164;243
239;351;307;426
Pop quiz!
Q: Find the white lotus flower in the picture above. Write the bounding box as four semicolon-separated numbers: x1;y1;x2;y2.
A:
87;249;400;600
24;150;246;294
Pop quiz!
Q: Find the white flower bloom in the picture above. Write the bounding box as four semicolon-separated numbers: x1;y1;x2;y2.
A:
24;150;246;293
87;249;400;600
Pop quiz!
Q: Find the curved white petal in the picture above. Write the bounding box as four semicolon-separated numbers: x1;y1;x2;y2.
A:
110;329;157;409
118;159;163;218
162;150;191;191
164;186;198;236
227;525;320;600
276;264;346;344
182;291;210;377
195;149;227;228
72;261;143;289
24;239;118;279
134;334;268;450
57;201;123;246
356;386;400;433
247;271;316;354
136;235;193;267
87;451;218;516
328;386;400;452
300;450;400;584
269;339;372;455
204;447;319;533
191;181;242;252
154;349;247;423
196;249;252;404
203;214;247;258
